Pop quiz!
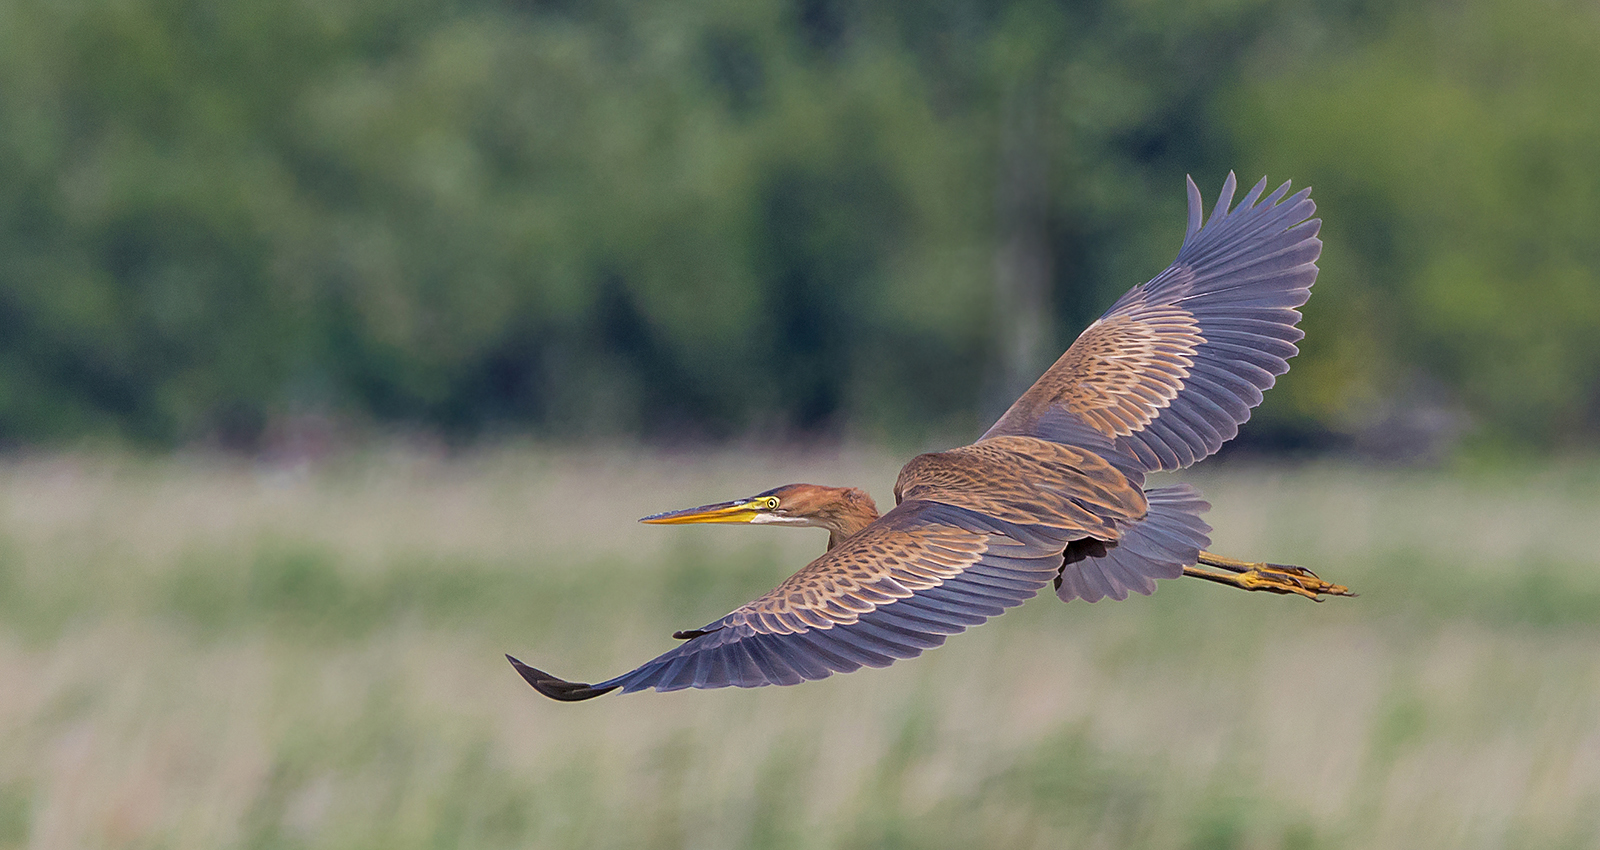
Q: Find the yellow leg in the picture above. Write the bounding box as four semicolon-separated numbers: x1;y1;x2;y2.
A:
1182;551;1355;601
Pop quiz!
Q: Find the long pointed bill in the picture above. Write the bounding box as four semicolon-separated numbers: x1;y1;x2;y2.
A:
639;499;764;525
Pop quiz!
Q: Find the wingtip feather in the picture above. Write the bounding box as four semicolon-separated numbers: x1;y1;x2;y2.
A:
1185;174;1204;241
1240;175;1270;210
1215;171;1238;222
506;654;620;702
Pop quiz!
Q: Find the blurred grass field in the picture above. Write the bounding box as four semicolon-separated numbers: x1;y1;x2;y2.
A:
2;446;1599;850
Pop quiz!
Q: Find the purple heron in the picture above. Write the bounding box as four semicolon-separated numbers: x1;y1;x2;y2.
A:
509;173;1351;701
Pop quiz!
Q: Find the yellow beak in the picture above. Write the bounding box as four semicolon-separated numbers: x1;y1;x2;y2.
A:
639;499;764;525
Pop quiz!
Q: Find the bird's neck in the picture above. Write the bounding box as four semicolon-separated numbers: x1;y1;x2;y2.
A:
823;496;880;550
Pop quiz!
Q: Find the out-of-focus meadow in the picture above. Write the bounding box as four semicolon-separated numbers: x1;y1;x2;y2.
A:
3;448;1600;850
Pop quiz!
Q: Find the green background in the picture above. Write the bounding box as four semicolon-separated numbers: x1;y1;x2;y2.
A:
1;0;1596;452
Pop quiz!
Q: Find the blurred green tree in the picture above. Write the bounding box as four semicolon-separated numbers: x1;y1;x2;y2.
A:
1234;0;1600;449
0;0;1594;450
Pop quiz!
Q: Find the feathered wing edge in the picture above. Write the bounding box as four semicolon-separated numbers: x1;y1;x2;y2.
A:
979;175;1321;472
1106;174;1322;471
507;502;1076;701
507;656;622;701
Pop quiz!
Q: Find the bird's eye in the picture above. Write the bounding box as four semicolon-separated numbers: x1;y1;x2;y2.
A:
763;497;781;510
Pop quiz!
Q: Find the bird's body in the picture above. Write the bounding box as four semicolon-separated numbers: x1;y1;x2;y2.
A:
510;173;1352;702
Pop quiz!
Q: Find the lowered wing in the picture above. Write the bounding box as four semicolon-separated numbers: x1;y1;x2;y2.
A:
510;499;1080;699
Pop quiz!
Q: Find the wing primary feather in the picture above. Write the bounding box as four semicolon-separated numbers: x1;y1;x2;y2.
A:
1199;339;1292;375
767;636;835;680
1190;305;1306;325
1191;249;1319;291
1183;175;1204;243
1263;180;1297;207
1165;400;1224;448
662;655;703;692
1237;175;1270;211
826;622;907;657
790;631;863;673
1152;406;1210;454
1130;419;1186;469
1125;437;1163;471
1202;329;1301;360
1215;172;1239;226
960;567;1055;592
742;636;803;686
894;596;988;626
693;645;730;689
506;655;621;702
617;657;674;693
724;642;769;688
849;616;944;653
916;584;1012;614
932;575;1036;603
1168;379;1243;431
806;628;897;668
872;603;970;635
1189;361;1267;406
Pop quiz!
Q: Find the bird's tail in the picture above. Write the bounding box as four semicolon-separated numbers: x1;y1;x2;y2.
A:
1055;484;1212;602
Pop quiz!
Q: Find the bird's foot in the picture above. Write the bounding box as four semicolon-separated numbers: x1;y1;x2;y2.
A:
1183;551;1355;601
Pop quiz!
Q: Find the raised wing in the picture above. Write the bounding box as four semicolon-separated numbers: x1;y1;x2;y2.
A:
982;173;1321;471
510;498;1095;699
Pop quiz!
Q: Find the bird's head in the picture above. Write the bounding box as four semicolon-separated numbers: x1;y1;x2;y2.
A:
640;483;880;545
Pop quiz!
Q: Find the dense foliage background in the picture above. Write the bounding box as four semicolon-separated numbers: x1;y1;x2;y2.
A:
0;0;1596;451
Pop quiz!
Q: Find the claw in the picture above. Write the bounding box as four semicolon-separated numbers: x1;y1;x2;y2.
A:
1248;566;1354;599
1256;564;1355;598
1185;552;1355;600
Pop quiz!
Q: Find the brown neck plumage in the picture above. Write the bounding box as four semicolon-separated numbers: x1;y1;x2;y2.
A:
818;487;880;549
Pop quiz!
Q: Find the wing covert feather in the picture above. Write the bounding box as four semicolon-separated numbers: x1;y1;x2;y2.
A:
895;436;1147;538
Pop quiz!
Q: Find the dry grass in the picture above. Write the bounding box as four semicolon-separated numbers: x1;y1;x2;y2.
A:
2;447;1599;849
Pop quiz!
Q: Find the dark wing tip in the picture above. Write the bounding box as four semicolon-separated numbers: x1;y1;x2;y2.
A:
506;654;620;702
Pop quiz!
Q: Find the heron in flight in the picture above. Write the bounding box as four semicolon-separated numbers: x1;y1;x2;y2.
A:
510;173;1351;701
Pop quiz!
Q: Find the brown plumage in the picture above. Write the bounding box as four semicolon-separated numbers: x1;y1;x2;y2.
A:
508;173;1353;702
